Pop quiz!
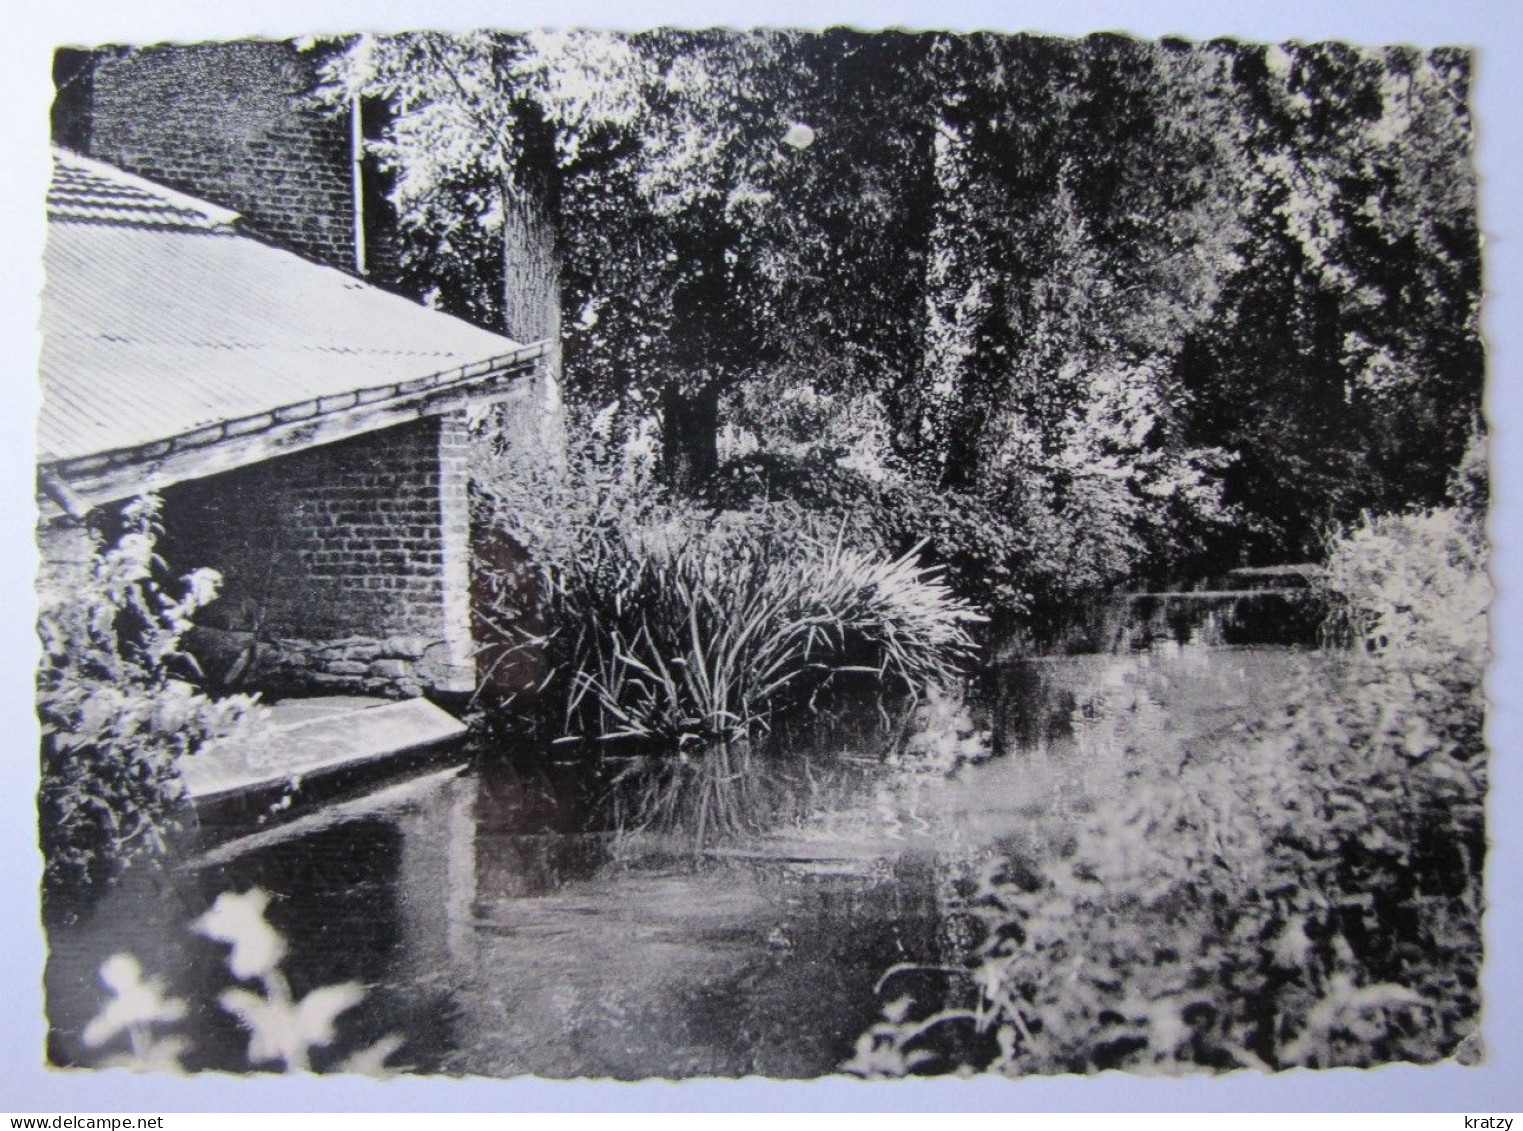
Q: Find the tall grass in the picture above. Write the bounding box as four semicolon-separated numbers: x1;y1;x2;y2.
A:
469;430;984;750
538;515;983;746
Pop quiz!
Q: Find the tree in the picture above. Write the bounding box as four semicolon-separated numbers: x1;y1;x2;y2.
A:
1176;40;1482;563
319;30;944;494
316;29;1482;591
315;31;647;377
888;34;1246;593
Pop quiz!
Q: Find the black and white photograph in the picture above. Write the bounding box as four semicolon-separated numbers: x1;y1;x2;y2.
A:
11;1;1521;1109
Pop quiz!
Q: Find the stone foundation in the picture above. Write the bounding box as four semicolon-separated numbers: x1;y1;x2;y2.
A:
188;627;456;701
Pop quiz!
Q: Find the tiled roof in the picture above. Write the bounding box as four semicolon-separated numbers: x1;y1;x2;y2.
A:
48;150;241;232
40;149;529;467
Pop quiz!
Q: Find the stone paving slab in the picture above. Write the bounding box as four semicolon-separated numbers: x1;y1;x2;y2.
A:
182;695;467;801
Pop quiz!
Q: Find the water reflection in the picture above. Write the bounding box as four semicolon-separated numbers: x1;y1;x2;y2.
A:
1013;587;1323;655
605;742;779;846
45;587;1335;1078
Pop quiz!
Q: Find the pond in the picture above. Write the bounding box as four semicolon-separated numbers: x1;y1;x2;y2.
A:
44;587;1336;1078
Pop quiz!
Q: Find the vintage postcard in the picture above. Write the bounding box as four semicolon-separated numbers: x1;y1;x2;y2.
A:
13;4;1518;1111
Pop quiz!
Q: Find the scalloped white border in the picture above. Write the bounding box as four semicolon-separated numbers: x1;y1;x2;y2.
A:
4;1;1519;1114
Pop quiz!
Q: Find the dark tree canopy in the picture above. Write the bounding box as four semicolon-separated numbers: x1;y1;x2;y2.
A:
315;29;1482;603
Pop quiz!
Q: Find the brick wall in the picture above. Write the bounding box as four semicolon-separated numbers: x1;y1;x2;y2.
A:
76;40;358;271
159;414;476;698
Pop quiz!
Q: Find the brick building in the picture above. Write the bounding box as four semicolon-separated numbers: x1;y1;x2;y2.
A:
52;38;561;387
52;38;389;281
38;149;548;698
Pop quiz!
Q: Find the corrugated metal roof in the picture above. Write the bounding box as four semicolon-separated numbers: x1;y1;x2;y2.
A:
40;149;526;465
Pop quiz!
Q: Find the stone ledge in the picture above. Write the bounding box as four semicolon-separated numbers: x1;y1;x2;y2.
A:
182;695;468;803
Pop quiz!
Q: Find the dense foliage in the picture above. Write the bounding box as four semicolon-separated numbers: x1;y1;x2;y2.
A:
847;497;1487;1076
314;30;1480;610
37;498;260;902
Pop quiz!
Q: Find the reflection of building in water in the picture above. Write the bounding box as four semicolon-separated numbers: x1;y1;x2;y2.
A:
392;769;482;977
185;766;482;1069
192;769;477;960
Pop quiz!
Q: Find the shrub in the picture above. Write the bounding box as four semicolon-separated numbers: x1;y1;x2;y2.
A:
707;443;1235;621
532;511;980;746
1319;505;1489;660
848;501;1487;1076
706;452;1029;615
37;497;261;902
717;362;1236;616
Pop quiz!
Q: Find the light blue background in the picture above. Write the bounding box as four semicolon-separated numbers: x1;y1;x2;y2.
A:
3;0;1518;1112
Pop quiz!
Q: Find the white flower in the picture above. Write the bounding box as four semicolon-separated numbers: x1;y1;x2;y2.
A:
336;1033;407;1078
100;1035;191;1072
219;983;365;1069
82;954;187;1048
192;889;287;981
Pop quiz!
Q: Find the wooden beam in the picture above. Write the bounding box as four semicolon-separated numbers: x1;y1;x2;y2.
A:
50;371;536;509
38;470;92;520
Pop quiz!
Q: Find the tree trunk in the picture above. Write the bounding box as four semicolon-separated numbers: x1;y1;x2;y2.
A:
659;220;731;496
500;104;564;455
660;379;720;495
502;171;561;353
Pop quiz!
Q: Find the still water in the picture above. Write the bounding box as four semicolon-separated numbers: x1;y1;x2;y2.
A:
45;589;1334;1078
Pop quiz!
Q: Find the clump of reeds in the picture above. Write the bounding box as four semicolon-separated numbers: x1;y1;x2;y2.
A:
537;513;984;748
